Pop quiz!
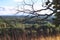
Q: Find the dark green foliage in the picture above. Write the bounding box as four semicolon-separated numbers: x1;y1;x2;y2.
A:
52;0;60;27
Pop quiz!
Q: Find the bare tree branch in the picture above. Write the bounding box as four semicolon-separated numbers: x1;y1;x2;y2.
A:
0;0;57;27
15;2;53;15
14;0;55;23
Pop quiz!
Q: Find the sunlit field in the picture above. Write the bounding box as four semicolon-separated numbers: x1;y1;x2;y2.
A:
0;33;60;40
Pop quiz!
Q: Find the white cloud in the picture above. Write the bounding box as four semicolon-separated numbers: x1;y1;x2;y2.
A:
0;6;51;15
38;9;53;14
0;6;17;15
13;0;23;2
0;0;52;15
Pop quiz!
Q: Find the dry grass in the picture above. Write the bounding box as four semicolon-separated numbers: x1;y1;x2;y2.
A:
0;34;60;40
36;34;60;40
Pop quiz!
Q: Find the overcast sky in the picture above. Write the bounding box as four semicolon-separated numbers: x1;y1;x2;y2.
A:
0;0;52;15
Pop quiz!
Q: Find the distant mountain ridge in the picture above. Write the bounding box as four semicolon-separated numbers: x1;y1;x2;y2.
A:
0;14;55;24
